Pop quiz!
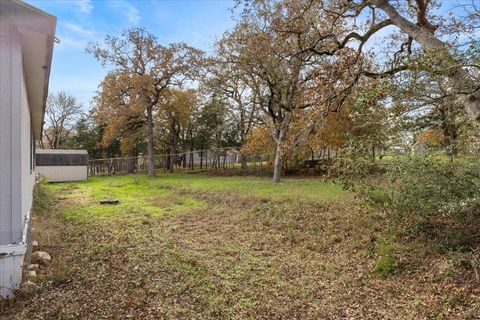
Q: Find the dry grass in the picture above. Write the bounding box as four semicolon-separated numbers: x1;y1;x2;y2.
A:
1;174;479;319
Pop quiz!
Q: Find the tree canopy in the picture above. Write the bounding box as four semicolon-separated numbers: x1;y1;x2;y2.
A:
57;0;480;182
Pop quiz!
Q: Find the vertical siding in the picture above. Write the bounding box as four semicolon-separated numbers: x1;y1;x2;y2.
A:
0;17;16;297
0;19;26;246
0;32;14;245
21;64;34;234
11;27;23;245
0;19;34;297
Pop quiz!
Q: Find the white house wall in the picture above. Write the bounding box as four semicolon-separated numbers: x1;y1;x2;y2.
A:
0;247;25;297
0;16;35;298
0;22;21;247
21;63;35;239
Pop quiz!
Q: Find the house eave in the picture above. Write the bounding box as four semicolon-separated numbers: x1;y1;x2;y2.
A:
0;0;57;139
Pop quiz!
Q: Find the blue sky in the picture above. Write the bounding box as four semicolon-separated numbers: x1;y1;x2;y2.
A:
26;0;477;111
26;0;236;110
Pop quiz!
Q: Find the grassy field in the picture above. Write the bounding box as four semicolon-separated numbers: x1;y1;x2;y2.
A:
2;173;479;319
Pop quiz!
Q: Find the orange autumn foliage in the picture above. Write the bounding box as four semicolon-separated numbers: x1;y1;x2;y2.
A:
416;129;444;147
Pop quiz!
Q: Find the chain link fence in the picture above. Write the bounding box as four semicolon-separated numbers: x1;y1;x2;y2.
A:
88;148;271;176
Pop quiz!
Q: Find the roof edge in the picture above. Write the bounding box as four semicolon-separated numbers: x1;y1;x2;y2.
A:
11;0;56;21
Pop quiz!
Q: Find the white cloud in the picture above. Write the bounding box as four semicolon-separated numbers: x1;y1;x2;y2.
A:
26;0;93;15
126;5;140;24
75;0;93;14
110;0;141;25
63;22;94;36
56;36;89;50
57;21;99;51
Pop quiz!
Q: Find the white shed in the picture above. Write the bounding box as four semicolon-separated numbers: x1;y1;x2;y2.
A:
36;149;89;182
0;0;56;297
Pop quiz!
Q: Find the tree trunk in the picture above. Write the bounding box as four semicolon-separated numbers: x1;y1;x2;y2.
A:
127;155;134;174
212;155;217;170
205;149;208;169
182;145;187;168
272;113;292;184
166;153;171;171
189;142;194;170
169;146;175;173
273;140;282;183
444;127;458;158
373;0;480;121
240;154;248;169
146;106;156;177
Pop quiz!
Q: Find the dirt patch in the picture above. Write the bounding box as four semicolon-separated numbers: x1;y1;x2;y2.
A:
151;193;185;207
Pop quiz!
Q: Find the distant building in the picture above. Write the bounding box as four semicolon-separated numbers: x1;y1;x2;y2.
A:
0;0;56;297
36;149;89;182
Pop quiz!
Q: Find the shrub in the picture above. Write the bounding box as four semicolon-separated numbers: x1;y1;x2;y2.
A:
32;175;52;215
387;158;480;250
340;156;480;251
367;187;391;209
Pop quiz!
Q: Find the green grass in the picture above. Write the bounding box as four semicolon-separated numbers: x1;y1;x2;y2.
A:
374;239;400;277
7;172;478;319
23;173;355;319
48;173;344;222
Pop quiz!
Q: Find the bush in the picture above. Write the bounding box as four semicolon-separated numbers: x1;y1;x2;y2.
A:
32;175;52;215
388;158;480;250
341;156;480;251
367;187;391;209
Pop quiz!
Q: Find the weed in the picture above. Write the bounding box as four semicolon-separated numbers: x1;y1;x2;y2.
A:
374;239;400;277
48;258;75;286
32;175;52;215
367;187;391;208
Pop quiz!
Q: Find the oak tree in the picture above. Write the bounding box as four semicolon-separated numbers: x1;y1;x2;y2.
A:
88;28;203;176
